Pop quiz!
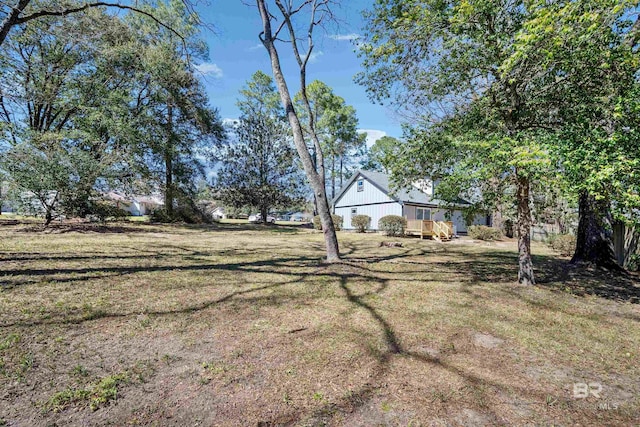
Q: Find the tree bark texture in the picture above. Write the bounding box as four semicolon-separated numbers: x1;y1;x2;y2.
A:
165;104;174;217
256;0;339;261
516;172;535;285
571;191;622;270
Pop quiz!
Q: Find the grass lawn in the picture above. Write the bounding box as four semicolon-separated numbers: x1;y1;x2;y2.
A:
0;221;638;426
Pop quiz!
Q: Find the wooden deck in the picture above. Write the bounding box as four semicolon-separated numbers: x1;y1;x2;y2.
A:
405;219;453;241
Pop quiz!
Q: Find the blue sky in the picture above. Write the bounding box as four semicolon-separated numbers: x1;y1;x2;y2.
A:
191;0;403;146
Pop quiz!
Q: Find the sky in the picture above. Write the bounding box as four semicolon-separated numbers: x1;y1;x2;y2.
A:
190;0;403;147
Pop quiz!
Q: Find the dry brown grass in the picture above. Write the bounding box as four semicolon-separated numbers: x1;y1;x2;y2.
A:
0;221;638;426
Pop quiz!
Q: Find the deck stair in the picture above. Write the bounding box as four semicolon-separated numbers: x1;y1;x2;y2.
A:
405;219;453;241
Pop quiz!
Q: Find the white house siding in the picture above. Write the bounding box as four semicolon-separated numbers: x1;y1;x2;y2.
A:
334;174;402;230
334;174;395;206
335;202;403;230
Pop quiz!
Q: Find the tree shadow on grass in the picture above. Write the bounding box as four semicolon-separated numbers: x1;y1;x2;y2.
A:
432;249;640;304
295;269;566;426
2;241;637;423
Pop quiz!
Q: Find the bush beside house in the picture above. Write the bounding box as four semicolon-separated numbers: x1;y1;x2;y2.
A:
351;215;371;233
468;225;503;241
378;215;407;237
313;215;343;231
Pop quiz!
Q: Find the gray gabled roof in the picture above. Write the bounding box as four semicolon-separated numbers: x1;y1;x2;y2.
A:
332;169;470;208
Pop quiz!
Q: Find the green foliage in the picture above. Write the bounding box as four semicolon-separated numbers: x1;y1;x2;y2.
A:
0;8;148;221
351;215;371;233
150;197;209;224
128;1;224;221
357;0;640;281
149;208;175;223
468;226;503;241
89;202;128;223
361;136;401;173
313;215;343;231
547;234;577;257
216;72;306;218
627;254;640;272
378;215;407;237
46;372;128;412
0;2;223;225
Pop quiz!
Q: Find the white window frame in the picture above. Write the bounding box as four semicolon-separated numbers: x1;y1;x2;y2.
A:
351;208;357;217
356;179;364;192
416;207;431;220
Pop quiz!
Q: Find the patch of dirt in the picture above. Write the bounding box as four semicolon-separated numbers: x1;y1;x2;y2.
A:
473;332;505;349
452;408;499;426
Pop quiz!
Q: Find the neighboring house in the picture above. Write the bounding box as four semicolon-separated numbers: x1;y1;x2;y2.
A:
106;191;132;213
332;170;489;234
130;195;163;216
211;206;226;220
105;192;163;216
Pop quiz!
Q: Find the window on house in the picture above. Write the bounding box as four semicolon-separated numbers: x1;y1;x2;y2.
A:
416;207;431;220
351;208;357;217
356;179;364;192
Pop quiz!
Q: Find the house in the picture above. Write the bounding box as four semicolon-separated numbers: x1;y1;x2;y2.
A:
210;206;227;220
105;192;163;216
332;170;490;234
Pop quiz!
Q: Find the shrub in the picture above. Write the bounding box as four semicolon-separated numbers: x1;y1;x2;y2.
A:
89;202;128;223
313;214;343;231
627;254;640;272
313;215;322;230
150;208;176;223
548;234;576;257
378;215;407;237
351;215;371;233
468;225;503;241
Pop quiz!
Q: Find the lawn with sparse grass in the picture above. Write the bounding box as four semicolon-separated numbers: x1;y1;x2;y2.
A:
0;221;638;426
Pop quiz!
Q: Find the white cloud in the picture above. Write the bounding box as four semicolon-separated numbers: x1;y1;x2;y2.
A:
358;129;387;148
329;33;360;42
308;50;324;64
194;62;223;78
248;43;263;51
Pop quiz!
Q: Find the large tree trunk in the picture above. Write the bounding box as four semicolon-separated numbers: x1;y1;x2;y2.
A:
164;104;174;217
331;153;336;200
260;205;269;225
571;191;622;270
340;155;344;189
0;0;30;48
257;0;339;262
516;172;535;285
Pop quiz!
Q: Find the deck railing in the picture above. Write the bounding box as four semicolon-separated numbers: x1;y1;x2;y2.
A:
405;219;454;240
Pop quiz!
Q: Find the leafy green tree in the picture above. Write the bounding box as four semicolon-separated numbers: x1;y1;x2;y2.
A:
216;71;305;221
0;6;143;220
358;0;560;285
0;1;221;224
0;0;189;48
129;0;223;220
502;0;640;269
361;136;401;174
